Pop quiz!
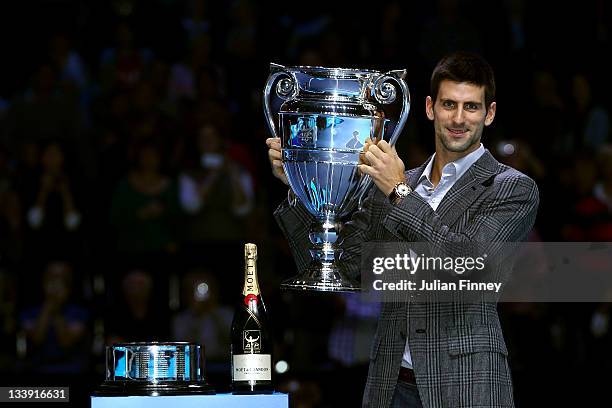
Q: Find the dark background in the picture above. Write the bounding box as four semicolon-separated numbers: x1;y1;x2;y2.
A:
0;0;611;406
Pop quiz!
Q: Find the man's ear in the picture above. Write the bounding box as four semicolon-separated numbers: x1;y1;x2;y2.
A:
425;96;434;121
484;102;496;126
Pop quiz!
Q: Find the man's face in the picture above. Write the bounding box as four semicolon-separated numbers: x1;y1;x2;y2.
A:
426;80;496;156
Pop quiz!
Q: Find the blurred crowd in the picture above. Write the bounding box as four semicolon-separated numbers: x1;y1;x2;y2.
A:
0;0;611;406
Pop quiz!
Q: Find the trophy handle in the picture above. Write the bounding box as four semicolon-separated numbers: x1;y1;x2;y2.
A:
353;71;411;204
373;69;411;145
263;63;297;139
125;348;135;380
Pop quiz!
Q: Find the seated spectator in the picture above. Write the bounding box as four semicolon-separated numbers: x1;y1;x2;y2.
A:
48;32;88;95
178;122;254;243
168;35;222;103
99;21;153;92
562;146;612;241
19;260;89;374
172;269;232;370
569;73;610;150
110;139;180;257
19;141;83;261
26;142;81;232
3;63;81;159
181;0;212;42
106;268;169;343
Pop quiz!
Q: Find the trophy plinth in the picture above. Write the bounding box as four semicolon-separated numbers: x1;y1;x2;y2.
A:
94;342;214;396
264;65;410;292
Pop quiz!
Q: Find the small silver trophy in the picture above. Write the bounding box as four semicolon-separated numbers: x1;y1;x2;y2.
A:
264;64;410;292
95;342;214;396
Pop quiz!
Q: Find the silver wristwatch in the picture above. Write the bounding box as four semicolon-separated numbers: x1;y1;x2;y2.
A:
388;181;412;205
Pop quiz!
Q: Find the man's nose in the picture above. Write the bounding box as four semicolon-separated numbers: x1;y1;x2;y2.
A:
452;107;465;124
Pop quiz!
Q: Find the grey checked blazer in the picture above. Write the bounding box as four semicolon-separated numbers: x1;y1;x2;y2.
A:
274;150;539;408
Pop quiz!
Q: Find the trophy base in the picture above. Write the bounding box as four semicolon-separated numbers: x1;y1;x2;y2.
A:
280;264;360;292
94;381;215;396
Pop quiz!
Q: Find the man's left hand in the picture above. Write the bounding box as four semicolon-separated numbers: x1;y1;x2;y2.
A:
358;140;406;196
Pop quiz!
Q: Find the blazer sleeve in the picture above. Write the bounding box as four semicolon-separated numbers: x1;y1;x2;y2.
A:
382;172;540;264
335;190;388;281
273;195;317;275
274;188;389;282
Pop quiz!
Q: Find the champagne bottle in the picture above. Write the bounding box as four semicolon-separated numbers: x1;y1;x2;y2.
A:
231;243;273;394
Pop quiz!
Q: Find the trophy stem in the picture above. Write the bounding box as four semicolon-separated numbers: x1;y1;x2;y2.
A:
281;213;360;292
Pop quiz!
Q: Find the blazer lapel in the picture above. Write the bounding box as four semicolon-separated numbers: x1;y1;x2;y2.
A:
405;156;431;190
434;150;500;227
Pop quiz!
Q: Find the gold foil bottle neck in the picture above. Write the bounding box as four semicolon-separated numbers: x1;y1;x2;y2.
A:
243;243;260;296
245;243;257;259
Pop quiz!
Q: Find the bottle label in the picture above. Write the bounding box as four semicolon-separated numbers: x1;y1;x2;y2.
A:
232;354;272;381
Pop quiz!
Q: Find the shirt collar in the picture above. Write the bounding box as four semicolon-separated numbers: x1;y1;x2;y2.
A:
418;144;485;185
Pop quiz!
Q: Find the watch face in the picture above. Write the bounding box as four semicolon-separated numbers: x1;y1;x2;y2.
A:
397;184;410;196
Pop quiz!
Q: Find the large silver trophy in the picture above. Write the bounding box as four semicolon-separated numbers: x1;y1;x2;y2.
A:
264;64;410;292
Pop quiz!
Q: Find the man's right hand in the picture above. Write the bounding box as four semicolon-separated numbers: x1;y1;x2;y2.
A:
266;137;288;185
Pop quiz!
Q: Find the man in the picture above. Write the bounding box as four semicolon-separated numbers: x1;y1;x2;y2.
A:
346;130;365;149
266;52;539;408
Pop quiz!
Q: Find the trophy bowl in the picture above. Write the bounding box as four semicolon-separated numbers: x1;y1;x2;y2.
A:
264;64;410;292
94;342;215;396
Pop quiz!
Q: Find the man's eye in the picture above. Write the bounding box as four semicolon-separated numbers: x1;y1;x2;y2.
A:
442;101;454;108
465;104;478;111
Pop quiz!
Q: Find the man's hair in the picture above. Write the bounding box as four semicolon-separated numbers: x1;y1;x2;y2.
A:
430;51;496;108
